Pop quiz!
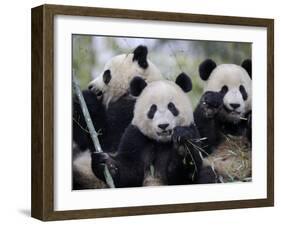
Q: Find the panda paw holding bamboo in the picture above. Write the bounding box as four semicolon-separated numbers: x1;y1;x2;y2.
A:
172;125;201;156
91;152;119;181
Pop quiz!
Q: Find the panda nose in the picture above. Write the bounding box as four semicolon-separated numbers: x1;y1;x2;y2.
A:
230;103;240;109
158;123;169;130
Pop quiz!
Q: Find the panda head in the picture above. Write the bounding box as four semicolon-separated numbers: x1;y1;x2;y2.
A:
88;45;163;108
199;59;252;123
130;73;193;142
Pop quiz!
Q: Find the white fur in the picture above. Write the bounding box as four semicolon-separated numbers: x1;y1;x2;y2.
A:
204;64;252;114
88;53;163;108
132;80;194;142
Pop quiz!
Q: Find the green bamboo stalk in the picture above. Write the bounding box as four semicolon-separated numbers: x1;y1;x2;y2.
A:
73;74;115;188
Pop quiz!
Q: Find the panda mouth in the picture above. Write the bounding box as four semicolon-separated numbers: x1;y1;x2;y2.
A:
220;106;245;124
223;106;241;115
157;130;172;136
91;88;103;98
96;90;103;97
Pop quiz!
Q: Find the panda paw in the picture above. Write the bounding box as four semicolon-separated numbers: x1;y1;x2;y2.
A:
91;152;118;180
200;91;224;118
173;125;198;142
172;126;196;148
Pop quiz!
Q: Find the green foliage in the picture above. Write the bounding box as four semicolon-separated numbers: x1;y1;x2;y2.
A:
73;35;95;89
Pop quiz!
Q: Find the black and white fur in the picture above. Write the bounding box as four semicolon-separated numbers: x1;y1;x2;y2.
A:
72;45;163;189
194;59;252;183
92;73;203;188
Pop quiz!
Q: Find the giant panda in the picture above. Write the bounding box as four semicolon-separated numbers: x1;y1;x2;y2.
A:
194;59;252;183
92;73;203;188
72;45;163;189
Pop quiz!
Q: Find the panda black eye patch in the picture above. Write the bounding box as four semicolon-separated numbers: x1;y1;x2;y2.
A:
168;102;179;116
147;104;157;119
239;85;248;100
103;69;111;84
220;85;228;95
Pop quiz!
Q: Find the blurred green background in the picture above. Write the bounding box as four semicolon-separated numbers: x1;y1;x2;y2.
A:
73;35;251;107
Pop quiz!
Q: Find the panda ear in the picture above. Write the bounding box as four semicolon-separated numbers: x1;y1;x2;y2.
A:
130;76;147;97
241;59;252;79
175;72;192;93
133;45;148;69
199;59;217;81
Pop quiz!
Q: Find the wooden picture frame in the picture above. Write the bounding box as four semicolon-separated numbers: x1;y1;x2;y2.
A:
31;4;274;221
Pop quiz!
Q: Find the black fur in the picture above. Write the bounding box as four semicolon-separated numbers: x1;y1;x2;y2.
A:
72;90;107;152
241;59;252;78
130;76;147;97
246;111;252;142
197;166;218;184
220;85;228;95
73;90;136;154
103;69;111;84
239;85;248;100
103;95;136;152
175;72;192;92
133;45;148;69
204;91;224;109
168;102;179;116
199;59;217;81
147;104;157;119
92;124;202;187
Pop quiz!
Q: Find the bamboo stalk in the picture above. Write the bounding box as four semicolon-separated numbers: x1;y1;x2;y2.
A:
73;74;115;188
